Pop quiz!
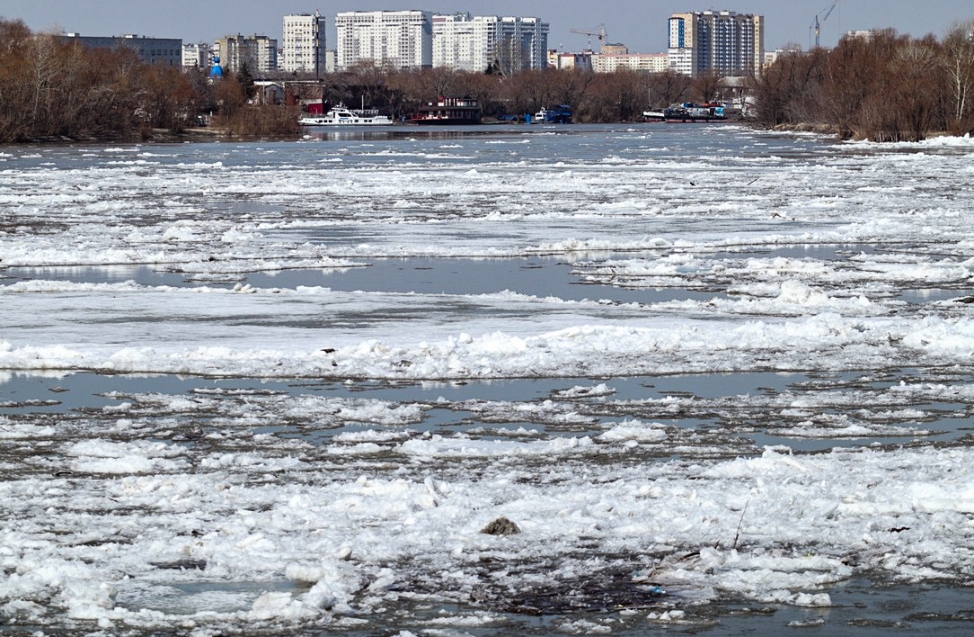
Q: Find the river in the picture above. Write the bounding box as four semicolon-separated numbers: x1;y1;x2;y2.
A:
2;124;974;635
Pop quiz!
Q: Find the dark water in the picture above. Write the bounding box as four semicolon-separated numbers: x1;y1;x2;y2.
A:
6;258;717;304
3;366;969;453
7;243;963;305
103;577;974;636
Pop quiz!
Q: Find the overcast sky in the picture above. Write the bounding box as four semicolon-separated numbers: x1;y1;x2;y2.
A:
4;1;972;53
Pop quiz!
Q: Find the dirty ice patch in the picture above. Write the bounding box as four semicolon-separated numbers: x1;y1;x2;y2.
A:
599;420;668;443
66;439;188;474
397;434;597;458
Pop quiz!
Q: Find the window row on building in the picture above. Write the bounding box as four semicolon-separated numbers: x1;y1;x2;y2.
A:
183;11;548;76
281;12;327;74
63;10;765;79
61;33;182;66
337;11;549;73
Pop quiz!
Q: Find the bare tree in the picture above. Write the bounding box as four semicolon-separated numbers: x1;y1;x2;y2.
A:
891;38;940;141
54;40;98;136
142;65;201;132
754;54;793;126
690;70;723;103
423;66;459;99
825;30;907;139
648;71;691;109
941;20;974;132
212;74;248;120
0;20;34;141
349;62;389;108
454;71;503;118
26;33;62;133
552;68;594;112
499;70;534;117
755;48;827;127
599;70;651;121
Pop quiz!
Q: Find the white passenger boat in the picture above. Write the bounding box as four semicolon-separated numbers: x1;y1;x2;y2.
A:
299;104;393;127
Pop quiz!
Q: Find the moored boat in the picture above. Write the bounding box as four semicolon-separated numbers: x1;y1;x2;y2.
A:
410;96;482;125
656;102;727;123
531;104;572;124
299;104;393;127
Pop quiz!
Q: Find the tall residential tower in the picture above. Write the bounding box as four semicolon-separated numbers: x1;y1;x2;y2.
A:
335;11;433;70
432;13;549;73
668;11;764;77
282;12;327;75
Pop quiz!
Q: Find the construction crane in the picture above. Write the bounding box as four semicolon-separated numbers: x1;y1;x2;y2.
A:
810;1;839;48
570;24;607;52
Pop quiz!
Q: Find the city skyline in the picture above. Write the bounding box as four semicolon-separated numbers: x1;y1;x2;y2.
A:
4;0;973;55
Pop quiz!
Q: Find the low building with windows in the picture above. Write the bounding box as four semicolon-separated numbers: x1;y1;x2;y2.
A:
62;33;182;66
592;52;669;73
548;49;593;71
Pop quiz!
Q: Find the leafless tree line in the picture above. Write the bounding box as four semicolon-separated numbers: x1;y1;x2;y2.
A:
289;63;730;124
0;20;223;142
755;22;974;141
1;19;736;141
21;17;974;143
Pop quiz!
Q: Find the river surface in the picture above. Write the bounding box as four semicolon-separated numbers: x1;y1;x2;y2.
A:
3;124;974;635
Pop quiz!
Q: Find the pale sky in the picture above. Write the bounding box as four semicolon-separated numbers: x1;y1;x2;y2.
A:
3;0;972;53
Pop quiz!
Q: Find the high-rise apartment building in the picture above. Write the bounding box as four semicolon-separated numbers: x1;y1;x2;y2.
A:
181;43;210;70
667;11;764;77
509;17;549;72
432;13;549;73
215;35;277;75
432;13;495;72
335;11;433;70
282;12;327;75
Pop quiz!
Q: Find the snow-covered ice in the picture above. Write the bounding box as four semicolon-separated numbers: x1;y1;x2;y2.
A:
3;124;974;634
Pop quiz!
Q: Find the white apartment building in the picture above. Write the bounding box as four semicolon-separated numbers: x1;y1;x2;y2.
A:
215;35;277;77
282;12;327;75
433;13;549;73
667;11;764;77
505;17;548;72
432;13;496;72
215;34;278;75
335;11;433;70
181;42;209;69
